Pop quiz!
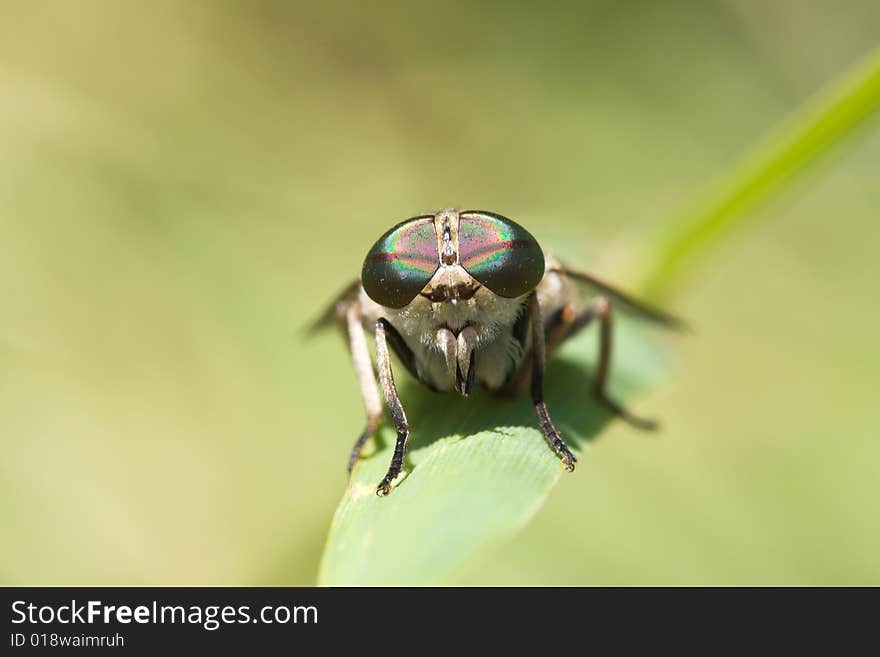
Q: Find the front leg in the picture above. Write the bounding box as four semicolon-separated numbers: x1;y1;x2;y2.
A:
529;292;577;471
375;318;411;496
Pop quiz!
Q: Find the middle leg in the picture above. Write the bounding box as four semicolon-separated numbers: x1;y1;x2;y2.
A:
345;302;383;473
548;297;657;430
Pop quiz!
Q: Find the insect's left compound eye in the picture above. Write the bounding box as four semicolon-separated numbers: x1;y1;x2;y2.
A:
361;216;440;308
458;211;546;298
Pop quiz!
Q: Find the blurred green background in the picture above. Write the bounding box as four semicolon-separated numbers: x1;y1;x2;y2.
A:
2;0;878;585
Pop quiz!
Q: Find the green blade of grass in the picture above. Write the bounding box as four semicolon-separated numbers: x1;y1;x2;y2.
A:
639;46;880;299
318;47;880;586
318;321;666;586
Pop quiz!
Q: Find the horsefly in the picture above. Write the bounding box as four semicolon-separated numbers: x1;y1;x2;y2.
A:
313;209;683;496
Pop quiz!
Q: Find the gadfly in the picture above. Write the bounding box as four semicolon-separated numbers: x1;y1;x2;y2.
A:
314;209;682;496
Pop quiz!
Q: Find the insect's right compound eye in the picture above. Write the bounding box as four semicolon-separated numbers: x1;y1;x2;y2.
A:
361;216;440;308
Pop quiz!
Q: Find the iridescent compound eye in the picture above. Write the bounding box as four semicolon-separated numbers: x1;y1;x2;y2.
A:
458;211;546;298
361;216;440;308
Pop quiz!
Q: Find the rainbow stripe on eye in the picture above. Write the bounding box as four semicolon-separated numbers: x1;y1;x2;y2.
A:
459;212;545;298
459;219;526;269
365;218;438;275
362;217;439;308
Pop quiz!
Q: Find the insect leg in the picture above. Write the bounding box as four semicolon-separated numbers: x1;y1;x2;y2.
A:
345;303;383;473
375;318;410;496
554;297;657;430
529;292;577;471
548;264;685;330
546;303;578;357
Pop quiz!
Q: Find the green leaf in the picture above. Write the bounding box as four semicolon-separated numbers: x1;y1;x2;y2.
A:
318;322;667;585
639;46;880;299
